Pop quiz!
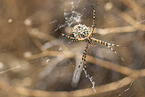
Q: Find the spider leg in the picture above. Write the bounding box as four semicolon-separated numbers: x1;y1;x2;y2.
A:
62;33;76;41
91;38;124;61
89;5;96;37
91;37;124;47
74;43;89;79
107;46;124;61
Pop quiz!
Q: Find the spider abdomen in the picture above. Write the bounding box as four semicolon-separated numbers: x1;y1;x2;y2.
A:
72;24;91;39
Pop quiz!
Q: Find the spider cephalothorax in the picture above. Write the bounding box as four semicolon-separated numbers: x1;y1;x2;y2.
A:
72;24;91;40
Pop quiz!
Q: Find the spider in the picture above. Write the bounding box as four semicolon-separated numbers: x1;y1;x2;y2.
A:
61;6;124;79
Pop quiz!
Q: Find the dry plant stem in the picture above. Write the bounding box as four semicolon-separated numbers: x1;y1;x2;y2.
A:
0;70;143;97
27;51;135;77
30;36;44;51
65;25;145;35
95;26;137;35
25;22;71;57
14;69;145;97
114;7;145;31
26;51;59;60
0;48;144;96
12;76;133;97
25;19;70;52
26;27;55;51
120;0;145;15
1;51;145;96
127;0;141;20
27;27;56;41
87;55;132;76
39;52;74;78
115;8;137;25
26;27;70;52
25;20;56;51
24;18;56;41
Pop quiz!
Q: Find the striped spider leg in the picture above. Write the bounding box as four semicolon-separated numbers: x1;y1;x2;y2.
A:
88;4;96;38
91;38;124;61
62;33;77;41
74;43;89;79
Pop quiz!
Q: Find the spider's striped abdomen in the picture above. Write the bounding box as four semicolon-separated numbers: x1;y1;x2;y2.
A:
72;24;91;39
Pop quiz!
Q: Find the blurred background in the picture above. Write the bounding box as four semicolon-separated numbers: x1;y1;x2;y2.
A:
0;0;145;97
